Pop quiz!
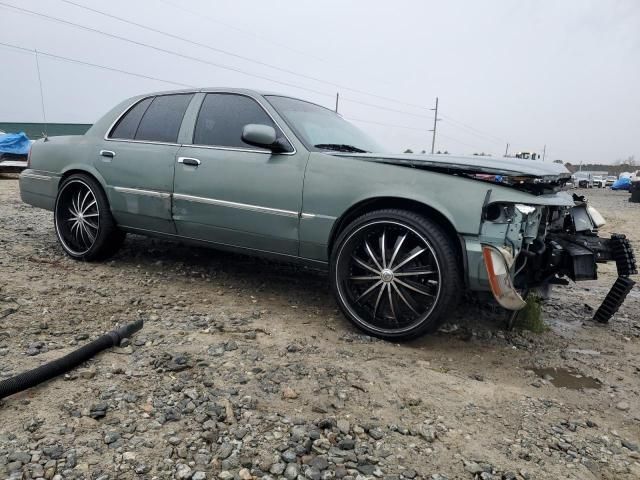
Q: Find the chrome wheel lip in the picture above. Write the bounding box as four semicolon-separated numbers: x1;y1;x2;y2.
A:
54;179;100;257
335;220;443;335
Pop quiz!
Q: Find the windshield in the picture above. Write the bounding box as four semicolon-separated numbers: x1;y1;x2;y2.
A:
266;95;386;153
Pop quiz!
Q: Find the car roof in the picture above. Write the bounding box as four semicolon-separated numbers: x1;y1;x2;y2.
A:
128;87;335;114
136;87;288;97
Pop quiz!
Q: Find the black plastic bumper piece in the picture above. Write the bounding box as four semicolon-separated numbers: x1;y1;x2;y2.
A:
593;234;637;323
0;320;143;400
610;234;638;277
594;276;636;323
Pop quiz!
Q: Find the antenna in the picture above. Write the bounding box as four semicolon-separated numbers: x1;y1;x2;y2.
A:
34;49;49;140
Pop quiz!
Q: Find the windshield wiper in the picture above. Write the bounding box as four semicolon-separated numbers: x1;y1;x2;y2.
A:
314;143;368;153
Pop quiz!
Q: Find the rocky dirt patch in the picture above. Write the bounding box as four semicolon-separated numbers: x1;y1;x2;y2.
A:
0;178;639;480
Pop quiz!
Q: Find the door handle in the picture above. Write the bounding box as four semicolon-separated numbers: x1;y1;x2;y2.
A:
99;150;115;158
178;157;201;167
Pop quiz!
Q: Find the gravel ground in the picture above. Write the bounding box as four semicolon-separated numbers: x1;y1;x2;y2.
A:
0;177;639;480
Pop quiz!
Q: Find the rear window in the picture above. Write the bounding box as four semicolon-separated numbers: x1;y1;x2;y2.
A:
135;94;193;143
109;97;153;140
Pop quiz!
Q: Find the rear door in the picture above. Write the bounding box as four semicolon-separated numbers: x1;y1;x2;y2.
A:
96;93;194;233
172;92;307;256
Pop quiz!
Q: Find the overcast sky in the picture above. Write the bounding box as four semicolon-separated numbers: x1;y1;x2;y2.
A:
1;0;638;164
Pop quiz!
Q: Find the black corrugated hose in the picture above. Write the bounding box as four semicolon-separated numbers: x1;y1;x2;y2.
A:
0;320;144;400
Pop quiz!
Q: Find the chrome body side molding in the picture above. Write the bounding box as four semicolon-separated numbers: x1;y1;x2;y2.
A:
173;193;299;218
113;186;171;199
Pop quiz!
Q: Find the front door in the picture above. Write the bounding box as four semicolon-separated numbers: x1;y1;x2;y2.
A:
172;93;307;256
96;93;194;233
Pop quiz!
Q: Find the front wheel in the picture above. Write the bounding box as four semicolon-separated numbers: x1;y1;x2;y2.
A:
54;174;125;261
330;209;462;341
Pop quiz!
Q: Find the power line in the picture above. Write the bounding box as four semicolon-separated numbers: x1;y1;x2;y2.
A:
0;2;333;98
1;1;510;146
346;116;489;152
58;1;339;90
347;117;487;152
1;2;437;120
159;0;483;120
156;0;332;65
59;0;437;112
346;117;426;132
0;41;195;88
0;43;431;132
440;114;507;144
156;0;439;112
437;132;487;151
0;41;433;130
3;39;490;154
0;2;440;118
341;99;431;119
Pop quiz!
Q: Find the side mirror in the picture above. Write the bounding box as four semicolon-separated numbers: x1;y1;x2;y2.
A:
241;124;289;153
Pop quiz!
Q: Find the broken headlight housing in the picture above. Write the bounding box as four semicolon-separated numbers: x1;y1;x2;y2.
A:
481;244;527;310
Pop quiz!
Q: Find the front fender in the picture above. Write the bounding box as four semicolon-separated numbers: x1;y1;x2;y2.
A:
300;154;493;261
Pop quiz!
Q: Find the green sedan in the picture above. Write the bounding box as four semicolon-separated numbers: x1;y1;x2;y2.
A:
19;88;636;340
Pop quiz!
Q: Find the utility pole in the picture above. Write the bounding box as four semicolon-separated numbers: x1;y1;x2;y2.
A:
542;144;547;162
429;97;440;154
335;92;339;113
504;143;510;157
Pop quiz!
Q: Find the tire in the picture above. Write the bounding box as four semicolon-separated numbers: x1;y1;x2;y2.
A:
54;174;125;261
330;209;462;341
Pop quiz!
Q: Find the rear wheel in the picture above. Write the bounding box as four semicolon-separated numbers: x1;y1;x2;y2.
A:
54;174;125;261
330;209;462;341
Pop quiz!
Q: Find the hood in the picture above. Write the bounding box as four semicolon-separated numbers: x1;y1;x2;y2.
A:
331;152;570;178
330;152;570;195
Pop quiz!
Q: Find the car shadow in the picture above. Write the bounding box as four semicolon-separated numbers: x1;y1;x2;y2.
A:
109;234;514;340
112;233;332;302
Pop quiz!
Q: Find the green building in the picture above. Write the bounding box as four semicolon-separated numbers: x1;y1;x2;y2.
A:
0;122;92;139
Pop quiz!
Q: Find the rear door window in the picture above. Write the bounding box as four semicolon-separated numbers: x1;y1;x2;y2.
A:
110;97;153;140
134;94;193;143
193;93;277;149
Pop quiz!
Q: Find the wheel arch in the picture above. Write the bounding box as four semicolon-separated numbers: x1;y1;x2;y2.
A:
59;165;109;193
328;197;466;281
58;166;116;219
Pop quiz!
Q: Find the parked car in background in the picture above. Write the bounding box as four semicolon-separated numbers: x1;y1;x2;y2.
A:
605;175;617;187
574;172;593;188
18;88;636;339
592;175;606;188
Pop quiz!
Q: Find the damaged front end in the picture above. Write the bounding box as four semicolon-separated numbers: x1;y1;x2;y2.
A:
479;192;637;323
343;151;636;322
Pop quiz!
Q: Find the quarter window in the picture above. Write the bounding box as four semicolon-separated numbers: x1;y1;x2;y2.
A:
109;97;153;140
135;94;193;143
193;94;279;149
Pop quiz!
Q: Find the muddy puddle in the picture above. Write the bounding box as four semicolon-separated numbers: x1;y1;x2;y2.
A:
532;367;602;390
